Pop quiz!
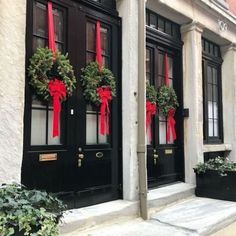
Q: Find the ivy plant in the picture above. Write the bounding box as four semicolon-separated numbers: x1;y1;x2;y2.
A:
194;156;236;176
0;184;66;236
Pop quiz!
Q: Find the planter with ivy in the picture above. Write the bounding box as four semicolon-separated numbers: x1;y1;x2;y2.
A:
0;184;66;236
194;156;236;201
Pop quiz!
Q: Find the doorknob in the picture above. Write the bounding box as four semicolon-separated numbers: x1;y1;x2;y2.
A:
154;154;159;159
78;153;84;159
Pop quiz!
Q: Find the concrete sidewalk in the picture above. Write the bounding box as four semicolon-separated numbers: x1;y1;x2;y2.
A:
65;197;236;236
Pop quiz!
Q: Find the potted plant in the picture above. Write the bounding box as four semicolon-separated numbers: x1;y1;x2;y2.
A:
0;184;66;236
194;156;236;201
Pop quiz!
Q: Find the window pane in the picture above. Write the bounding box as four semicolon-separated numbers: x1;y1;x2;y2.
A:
165;21;171;35
207;84;213;101
213;102;218;119
33;37;47;51
208;102;213;119
98;115;108;144
168;56;173;78
101;27;108;55
48;110;61;145
53;8;64;42
208;118;214;137
146;49;150;73
214;119;219;136
158;17;164;31
150;14;157;29
87;22;96;51
207;66;212;84
158;53;164;76
213;85;218;102
159;121;166;144
33;2;47;37
32;96;46;108
102;56;109;68
86;114;97;144
212;68;217;85
31;109;46;145
87;52;96;64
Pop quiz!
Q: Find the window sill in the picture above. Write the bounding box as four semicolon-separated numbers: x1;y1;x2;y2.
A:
203;144;232;153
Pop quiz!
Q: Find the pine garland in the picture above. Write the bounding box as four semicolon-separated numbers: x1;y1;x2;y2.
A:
28;47;76;102
81;62;116;106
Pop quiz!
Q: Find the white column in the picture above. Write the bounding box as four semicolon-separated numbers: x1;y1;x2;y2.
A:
0;0;26;183
221;44;236;161
181;22;204;184
117;0;139;200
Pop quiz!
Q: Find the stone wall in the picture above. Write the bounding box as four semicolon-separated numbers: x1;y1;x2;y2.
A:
0;0;26;183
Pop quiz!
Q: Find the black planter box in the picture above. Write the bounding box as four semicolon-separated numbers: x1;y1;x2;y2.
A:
195;169;236;201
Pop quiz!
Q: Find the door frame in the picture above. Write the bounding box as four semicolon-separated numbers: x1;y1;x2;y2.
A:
22;0;123;208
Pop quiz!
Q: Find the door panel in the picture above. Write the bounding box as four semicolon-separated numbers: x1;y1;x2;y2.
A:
22;0;121;208
146;38;184;188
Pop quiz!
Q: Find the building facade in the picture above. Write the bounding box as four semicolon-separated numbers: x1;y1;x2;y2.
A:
1;0;236;210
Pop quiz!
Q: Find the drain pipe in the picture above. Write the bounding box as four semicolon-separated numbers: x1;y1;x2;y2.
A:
137;0;148;220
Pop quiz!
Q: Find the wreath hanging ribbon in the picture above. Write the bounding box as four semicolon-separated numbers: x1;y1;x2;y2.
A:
146;101;156;141
97;87;112;135
47;1;66;137
96;21;111;136
164;53;176;143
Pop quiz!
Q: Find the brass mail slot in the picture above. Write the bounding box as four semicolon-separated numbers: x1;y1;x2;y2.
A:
39;153;57;162
165;149;173;155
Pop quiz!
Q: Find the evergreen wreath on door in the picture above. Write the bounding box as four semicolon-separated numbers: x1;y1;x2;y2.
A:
81;21;116;135
28;2;76;137
157;53;179;142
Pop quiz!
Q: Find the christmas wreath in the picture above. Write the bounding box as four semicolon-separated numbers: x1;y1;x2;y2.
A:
81;62;116;106
157;85;179;116
28;47;76;102
146;83;157;104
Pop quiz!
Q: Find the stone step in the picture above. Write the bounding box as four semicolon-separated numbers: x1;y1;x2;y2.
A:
59;182;195;235
151;197;236;235
77;197;236;236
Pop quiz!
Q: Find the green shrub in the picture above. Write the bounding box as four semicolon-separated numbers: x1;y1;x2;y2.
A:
194;156;236;176
0;184;66;236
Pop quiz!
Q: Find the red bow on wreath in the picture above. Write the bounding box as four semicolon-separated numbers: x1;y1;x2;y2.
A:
146;101;156;141
97;86;112;135
48;79;67;137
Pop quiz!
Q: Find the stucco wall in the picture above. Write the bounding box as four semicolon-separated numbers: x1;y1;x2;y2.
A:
0;0;26;183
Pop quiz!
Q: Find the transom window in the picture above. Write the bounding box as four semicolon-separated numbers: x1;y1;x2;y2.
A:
202;38;223;143
146;9;180;39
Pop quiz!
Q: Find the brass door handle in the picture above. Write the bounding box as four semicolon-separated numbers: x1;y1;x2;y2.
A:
78;153;84;159
154;154;159;159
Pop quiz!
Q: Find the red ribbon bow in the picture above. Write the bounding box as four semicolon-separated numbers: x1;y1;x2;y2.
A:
97;86;112;135
167;108;176;143
48;79;67;137
146;101;156;141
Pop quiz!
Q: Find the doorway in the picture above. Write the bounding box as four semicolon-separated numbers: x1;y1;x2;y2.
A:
146;10;184;187
22;0;122;208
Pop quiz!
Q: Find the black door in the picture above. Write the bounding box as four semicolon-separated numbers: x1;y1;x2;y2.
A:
22;0;122;208
146;26;184;187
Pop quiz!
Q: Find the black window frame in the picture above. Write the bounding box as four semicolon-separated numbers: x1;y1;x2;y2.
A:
202;38;223;144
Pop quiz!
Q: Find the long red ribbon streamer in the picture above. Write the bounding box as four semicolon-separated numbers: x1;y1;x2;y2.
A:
164;53;176;142
48;79;67;137
97;87;111;135
96;21;103;71
48;1;56;59
146;101;156;142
